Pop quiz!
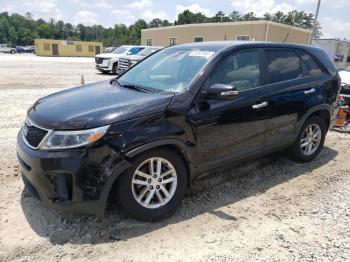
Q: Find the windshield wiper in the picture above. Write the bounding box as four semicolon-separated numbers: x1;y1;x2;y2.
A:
121;84;152;93
110;78;152;93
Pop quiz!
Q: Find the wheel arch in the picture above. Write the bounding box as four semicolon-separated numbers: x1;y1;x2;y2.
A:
125;139;195;185
298;104;331;134
103;139;194;216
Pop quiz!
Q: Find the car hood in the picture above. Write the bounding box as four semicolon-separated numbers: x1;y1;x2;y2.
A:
122;55;145;61
95;53;124;59
339;70;350;85
28;80;174;130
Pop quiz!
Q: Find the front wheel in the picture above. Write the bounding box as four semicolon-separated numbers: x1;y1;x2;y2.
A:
112;63;118;74
289;116;326;162
115;149;188;221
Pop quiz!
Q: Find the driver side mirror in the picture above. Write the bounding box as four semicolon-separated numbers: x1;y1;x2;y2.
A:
203;84;238;100
127;51;132;55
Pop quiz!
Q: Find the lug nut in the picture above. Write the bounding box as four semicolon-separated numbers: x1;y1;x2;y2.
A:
148;179;151;183
158;178;162;182
150;186;153;190
156;185;160;189
153;174;157;178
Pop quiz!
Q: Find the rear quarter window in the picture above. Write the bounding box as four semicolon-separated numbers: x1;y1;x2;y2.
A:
299;50;323;76
265;49;302;84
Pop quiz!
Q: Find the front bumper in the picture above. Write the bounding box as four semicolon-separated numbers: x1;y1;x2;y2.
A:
16;130;130;218
95;59;111;71
96;65;110;71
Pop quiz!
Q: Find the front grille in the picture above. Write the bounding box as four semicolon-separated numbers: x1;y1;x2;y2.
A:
117;58;130;73
95;57;104;64
24;122;48;148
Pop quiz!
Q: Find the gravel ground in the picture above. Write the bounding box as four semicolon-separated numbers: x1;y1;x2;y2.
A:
0;53;349;262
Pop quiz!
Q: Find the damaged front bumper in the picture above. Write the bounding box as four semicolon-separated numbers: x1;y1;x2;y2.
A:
16;131;131;219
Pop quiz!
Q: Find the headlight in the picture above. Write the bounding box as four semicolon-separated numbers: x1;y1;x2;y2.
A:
41;125;110;150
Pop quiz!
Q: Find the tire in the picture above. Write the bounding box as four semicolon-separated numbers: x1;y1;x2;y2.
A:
112;63;118;74
115;149;188;221
289;116;326;162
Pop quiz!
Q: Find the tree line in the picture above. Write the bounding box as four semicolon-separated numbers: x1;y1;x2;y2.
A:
0;10;321;47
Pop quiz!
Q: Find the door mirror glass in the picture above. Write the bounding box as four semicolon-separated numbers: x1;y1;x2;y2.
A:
203;84;238;100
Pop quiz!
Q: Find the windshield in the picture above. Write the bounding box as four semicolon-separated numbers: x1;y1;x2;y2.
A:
118;49;215;93
138;47;159;57
112;46;128;54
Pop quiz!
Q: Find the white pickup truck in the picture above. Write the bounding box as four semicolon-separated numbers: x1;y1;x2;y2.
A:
95;45;146;74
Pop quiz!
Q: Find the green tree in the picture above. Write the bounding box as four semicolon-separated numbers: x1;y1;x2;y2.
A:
8;26;17;43
129;19;148;44
38;24;52;38
211;11;231;23
229;11;242;21
176;10;209;25
0;9;322;46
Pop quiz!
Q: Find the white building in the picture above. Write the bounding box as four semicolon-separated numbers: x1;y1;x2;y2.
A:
312;39;350;68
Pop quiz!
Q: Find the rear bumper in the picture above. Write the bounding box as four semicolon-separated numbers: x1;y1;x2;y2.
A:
16;130;131;218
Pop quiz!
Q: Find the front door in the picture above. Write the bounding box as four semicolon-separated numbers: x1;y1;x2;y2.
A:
189;49;271;170
52;44;59;56
95;46;101;55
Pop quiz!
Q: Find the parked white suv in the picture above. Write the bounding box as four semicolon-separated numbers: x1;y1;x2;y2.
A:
95;45;146;74
0;44;17;54
117;46;162;75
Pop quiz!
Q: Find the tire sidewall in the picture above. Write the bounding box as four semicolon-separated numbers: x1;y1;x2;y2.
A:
294;116;326;162
117;149;187;221
112;63;118;74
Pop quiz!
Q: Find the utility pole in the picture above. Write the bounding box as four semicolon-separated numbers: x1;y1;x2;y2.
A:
310;0;321;44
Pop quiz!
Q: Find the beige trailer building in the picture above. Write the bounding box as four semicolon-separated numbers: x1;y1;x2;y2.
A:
35;39;103;57
141;21;311;46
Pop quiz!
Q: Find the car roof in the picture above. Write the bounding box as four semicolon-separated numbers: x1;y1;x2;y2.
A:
144;46;163;49
121;45;148;48
167;41;337;76
167;41;320;53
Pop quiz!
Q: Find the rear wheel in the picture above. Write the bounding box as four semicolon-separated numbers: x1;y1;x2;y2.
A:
115;149;187;221
289;116;326;162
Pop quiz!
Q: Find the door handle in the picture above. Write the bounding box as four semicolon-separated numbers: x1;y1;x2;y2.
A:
252;101;268;109
304;88;316;94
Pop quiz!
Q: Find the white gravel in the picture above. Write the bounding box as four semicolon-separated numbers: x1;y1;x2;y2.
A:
0;53;349;262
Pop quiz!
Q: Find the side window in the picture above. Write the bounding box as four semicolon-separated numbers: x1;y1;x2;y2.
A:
299;50;323;76
210;50;260;91
265;49;302;84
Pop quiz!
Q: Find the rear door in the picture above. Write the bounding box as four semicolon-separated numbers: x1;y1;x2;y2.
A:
263;48;327;152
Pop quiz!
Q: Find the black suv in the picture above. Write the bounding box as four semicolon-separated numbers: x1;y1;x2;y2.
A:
17;42;341;221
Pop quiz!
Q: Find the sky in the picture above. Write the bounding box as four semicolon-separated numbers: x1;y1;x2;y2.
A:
0;0;349;39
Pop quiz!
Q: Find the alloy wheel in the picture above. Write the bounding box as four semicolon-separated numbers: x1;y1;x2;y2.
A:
131;157;177;209
300;123;322;156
